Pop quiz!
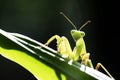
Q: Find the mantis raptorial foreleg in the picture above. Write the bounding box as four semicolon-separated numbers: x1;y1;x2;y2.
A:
45;35;73;59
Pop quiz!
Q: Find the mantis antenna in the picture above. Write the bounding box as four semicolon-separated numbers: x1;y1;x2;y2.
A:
79;20;91;30
60;12;77;30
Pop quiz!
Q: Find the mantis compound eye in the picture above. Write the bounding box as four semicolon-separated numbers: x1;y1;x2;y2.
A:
80;31;85;37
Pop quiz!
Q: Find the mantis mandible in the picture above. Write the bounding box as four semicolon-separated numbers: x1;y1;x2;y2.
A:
45;12;114;79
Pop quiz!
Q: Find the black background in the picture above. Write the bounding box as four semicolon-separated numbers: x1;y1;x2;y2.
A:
0;0;119;80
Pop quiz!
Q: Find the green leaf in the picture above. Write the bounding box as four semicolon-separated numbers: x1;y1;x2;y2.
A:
0;29;114;80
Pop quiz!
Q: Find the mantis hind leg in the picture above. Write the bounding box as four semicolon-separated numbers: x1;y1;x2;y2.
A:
45;35;61;46
95;63;114;79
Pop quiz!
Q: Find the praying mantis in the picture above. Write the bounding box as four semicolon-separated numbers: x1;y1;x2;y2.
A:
45;12;114;79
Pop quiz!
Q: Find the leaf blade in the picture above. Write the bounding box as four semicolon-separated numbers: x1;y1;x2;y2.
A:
0;29;114;80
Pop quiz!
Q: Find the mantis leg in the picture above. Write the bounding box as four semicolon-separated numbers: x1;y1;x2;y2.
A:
45;35;73;59
60;36;73;59
95;63;114;79
81;53;90;66
45;35;61;46
80;53;94;68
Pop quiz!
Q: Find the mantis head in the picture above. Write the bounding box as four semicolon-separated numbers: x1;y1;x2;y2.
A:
60;12;91;41
70;20;91;41
71;30;85;41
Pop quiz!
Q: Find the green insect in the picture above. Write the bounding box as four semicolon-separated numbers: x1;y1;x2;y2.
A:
45;12;114;79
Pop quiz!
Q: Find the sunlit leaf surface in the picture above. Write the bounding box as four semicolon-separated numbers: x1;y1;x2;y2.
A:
0;29;114;80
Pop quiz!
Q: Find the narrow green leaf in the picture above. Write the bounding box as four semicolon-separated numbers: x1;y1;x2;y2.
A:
0;29;66;80
0;29;114;80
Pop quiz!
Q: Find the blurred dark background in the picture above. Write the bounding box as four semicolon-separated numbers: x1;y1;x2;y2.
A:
0;0;119;80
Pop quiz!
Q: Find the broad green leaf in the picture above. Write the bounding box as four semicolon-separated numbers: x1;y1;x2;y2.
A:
0;29;114;80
